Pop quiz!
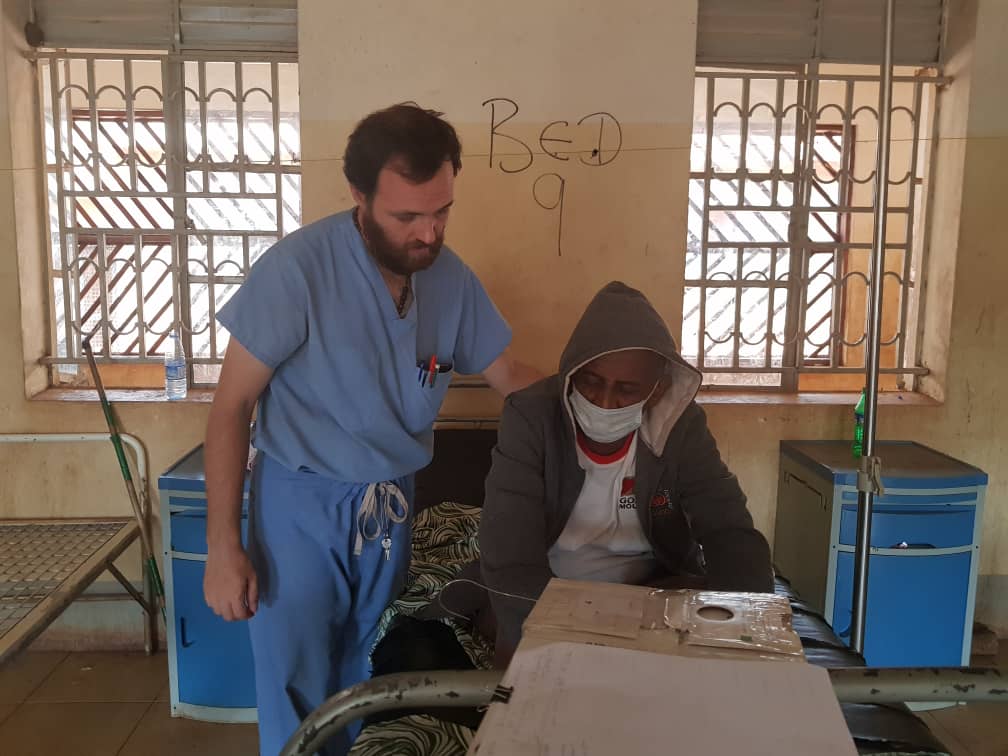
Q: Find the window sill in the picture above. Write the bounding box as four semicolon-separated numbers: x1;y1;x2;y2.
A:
28;387;942;409
695;390;941;407
30;387;215;404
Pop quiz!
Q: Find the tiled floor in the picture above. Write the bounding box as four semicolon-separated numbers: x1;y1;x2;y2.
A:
0;651;257;755
0;645;1005;755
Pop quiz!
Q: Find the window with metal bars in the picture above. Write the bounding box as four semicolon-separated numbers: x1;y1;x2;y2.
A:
39;52;301;390
683;65;940;392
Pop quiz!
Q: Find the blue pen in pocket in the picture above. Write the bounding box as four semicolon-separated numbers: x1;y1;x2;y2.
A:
416;357;453;389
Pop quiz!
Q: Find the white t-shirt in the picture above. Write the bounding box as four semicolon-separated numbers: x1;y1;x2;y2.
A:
548;432;657;584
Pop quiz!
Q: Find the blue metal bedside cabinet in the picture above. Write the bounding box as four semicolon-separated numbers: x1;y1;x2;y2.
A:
773;440;987;668
159;445;257;722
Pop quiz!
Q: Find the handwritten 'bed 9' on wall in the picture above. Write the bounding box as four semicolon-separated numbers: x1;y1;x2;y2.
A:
483;98;623;257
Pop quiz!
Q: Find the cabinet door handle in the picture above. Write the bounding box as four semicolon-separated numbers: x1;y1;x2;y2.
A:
180;617;194;648
837;612;851;639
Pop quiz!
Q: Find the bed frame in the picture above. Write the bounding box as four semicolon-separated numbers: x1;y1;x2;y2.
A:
280;665;1007;756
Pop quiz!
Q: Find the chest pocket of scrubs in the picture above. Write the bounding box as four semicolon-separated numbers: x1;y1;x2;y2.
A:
400;327;449;434
403;290;451;431
408;361;450;431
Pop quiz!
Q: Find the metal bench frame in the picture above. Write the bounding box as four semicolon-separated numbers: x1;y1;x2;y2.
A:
0;433;157;665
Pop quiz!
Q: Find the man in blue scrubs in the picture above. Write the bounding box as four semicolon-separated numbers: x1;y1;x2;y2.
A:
203;104;540;755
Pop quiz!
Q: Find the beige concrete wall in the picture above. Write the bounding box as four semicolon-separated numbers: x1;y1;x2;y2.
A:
299;0;698;379
1;0;1006;644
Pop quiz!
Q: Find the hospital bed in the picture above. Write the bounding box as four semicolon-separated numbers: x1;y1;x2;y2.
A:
0;434;158;666
305;425;988;756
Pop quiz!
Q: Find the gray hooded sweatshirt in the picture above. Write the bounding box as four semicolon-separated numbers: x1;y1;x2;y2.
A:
479;281;773;657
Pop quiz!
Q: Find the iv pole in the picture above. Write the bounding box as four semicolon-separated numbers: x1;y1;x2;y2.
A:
850;0;896;656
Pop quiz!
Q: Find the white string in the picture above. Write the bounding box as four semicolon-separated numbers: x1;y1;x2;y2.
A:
354;482;409;556
435;577;538;622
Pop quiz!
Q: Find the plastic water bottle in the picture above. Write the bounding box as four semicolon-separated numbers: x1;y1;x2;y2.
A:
852;388;866;458
165;331;187;400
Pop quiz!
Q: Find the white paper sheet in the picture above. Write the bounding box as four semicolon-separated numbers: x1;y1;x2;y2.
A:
469;642;858;756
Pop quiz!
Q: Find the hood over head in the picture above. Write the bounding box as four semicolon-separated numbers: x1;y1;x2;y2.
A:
559;281;702;455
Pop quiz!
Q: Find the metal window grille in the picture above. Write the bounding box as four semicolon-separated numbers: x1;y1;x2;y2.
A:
39;52;301;388
683;65;942;391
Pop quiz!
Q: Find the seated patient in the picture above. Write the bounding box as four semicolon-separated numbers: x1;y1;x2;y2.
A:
479;281;773;663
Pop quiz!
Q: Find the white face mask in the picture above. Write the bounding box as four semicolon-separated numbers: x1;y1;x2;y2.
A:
569;385;655;444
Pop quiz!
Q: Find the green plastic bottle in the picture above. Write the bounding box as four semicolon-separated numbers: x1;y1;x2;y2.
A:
852;388;866;458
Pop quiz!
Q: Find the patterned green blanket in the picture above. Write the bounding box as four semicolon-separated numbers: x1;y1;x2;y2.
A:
349;503;487;756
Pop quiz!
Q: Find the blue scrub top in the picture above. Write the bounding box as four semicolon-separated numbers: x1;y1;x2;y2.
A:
217;210;511;483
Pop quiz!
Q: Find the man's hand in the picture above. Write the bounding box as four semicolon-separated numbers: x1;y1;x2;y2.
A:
204;339;273;622
482;348;543;398
204;542;259;621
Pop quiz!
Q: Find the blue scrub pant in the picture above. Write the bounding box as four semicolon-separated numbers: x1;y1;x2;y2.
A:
247;454;412;756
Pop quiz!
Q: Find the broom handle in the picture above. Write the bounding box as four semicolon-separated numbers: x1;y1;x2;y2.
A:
82;340;164;612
